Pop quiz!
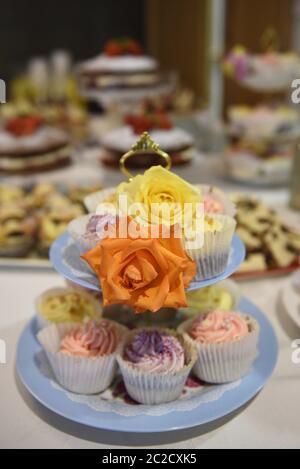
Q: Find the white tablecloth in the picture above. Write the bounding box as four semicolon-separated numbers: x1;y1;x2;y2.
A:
0;153;299;449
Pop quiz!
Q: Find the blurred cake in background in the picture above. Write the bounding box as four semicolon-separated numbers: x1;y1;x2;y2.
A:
4;52;88;141
100;110;195;167
223;46;300;92
224;104;300;185
228;105;300;140
79;38;159;92
77;38;176;111
0;114;72;174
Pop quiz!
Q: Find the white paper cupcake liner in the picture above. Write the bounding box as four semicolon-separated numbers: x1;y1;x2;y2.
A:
185;215;236;281
37;321;128;394
84;187;117;214
178;315;259;384
35;287;102;332
117;328;197;405
195;184;236;218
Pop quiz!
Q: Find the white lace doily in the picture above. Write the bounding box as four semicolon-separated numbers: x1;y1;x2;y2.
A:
37;350;241;417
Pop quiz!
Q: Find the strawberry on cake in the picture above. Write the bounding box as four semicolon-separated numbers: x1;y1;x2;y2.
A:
77;38;175;109
78;38;159;92
101;111;195;167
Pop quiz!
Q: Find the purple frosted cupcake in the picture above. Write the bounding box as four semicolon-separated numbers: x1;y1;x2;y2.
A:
117;328;196;405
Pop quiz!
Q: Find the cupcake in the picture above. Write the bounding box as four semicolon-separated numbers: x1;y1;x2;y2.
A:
117;329;196;405
68;212;118;254
36;287;102;330
0;204;37;257
184;214;237;282
184;279;240;316
197;185;236;218
179;310;259;384
38;319;127;394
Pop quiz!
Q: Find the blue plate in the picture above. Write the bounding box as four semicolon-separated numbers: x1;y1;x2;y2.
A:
50;232;246;292
16;298;277;433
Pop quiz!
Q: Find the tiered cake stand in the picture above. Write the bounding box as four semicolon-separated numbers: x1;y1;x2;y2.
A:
223;32;300;186
16;137;278;434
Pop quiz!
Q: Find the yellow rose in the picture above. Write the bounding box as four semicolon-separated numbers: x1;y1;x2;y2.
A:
116;166;202;227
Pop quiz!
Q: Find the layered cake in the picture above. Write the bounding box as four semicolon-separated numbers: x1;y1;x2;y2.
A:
225;105;300;185
0;115;72;174
77;38;175;109
228;105;300;140
78;38;160;92
101;112;195;167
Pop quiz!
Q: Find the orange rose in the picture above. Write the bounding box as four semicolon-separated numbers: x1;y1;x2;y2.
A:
82;225;196;313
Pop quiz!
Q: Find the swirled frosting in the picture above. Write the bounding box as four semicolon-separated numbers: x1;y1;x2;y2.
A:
125;330;185;373
190;310;249;344
60;320;118;357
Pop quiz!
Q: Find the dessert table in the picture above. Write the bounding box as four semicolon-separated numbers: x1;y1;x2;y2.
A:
0;153;299;449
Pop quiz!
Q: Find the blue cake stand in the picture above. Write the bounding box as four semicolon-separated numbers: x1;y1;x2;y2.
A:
50;232;246;293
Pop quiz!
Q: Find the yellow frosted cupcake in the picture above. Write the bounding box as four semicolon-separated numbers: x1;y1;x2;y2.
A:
185;279;240;315
36;287;102;330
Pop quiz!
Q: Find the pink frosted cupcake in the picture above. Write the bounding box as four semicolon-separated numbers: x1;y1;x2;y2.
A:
117;329;196;404
38;319;127;394
199;185;236;218
179;310;259;383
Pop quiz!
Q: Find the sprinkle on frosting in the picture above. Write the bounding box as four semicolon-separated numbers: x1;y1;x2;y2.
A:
190;310;249;344
60;320;118;357
125;330;185;373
